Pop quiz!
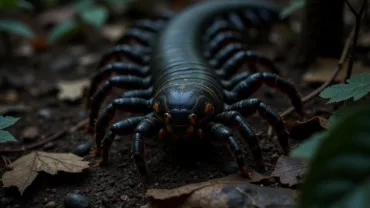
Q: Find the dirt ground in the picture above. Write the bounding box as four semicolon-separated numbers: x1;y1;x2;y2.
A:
0;1;355;208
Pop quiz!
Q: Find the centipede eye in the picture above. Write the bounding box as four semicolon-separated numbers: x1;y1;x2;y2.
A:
188;114;197;125
164;113;171;124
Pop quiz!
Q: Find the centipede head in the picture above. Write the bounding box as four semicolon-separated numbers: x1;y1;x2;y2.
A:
152;87;215;138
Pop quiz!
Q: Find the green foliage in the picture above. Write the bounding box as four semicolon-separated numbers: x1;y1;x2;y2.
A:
291;104;370;208
320;73;370;103
47;20;80;43
279;0;306;19
0;1;34;38
0;116;19;143
48;0;112;43
0;0;33;10
0;20;35;38
80;6;108;28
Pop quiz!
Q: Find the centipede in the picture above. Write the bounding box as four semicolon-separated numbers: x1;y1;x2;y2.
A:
86;0;304;184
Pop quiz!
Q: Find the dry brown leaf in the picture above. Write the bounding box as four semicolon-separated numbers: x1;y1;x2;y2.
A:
57;79;90;101
286;116;328;140
144;172;297;208
101;24;126;42
1;151;89;195
303;58;370;83
272;155;307;187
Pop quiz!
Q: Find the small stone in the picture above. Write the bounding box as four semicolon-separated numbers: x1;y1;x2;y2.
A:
106;189;115;198
50;56;75;73
22;126;40;141
64;193;90;208
78;54;99;66
271;153;280;159
73;143;91;157
119;195;129;201
44;201;57;208
38;108;52;119
223;161;239;174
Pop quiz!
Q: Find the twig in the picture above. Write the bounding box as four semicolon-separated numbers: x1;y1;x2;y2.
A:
344;0;367;81
267;25;356;137
0;118;89;153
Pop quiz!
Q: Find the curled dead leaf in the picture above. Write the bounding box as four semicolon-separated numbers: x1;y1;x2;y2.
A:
144;172;297;208
286;116;328;140
1;151;89;195
57;79;90;101
272;155;307;187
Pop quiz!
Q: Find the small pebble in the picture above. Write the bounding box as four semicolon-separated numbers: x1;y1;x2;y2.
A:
22;126;40;141
50;56;75;73
44;201;57;208
106;189;115;198
223;161;239;174
64;193;90;208
120;195;129;201
38;108;52;119
73;143;91;157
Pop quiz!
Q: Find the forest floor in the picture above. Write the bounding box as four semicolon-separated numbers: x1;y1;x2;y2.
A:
0;0;368;207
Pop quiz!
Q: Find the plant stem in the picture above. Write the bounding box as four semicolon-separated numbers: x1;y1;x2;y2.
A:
344;0;367;81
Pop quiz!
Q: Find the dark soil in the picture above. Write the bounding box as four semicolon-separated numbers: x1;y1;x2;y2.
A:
0;1;346;208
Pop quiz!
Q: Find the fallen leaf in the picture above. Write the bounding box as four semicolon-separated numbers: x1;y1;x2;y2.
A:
285;116;328;140
146;171;267;200
57;79;90;101
303;58;370;83
272;155;307;187
0;104;31;114
1;151;89;195
144;172;297;208
100;23;126;42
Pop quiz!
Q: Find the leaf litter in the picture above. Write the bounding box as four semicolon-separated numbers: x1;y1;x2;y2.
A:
1;151;90;195
57;78;90;101
143;171;297;208
272;155;307;187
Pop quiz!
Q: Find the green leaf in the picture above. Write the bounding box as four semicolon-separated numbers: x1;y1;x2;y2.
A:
279;0;306;19
320;73;370;103
290;132;327;160
297;103;370;208
47;20;80;43
80;6;108;28
0;0;33;10
0;20;34;38
73;0;94;13
0;116;20;130
0;130;17;143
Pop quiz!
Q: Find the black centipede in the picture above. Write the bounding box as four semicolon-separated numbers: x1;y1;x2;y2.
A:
86;0;304;184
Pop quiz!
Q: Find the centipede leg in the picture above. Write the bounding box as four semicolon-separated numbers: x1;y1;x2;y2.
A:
89;75;151;131
97;113;153;161
204;31;244;59
224;72;303;116
218;50;281;80
88;63;150;105
226;99;291;154
206;122;251;178
97;45;151;68
132;117;161;185
221;72;251;90
94;98;152;157
214;111;265;169
120;87;153;99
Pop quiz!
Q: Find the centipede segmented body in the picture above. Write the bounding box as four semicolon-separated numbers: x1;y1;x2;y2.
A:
87;0;304;184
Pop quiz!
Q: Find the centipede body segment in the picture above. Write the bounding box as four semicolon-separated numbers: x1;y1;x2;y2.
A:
87;0;304;184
